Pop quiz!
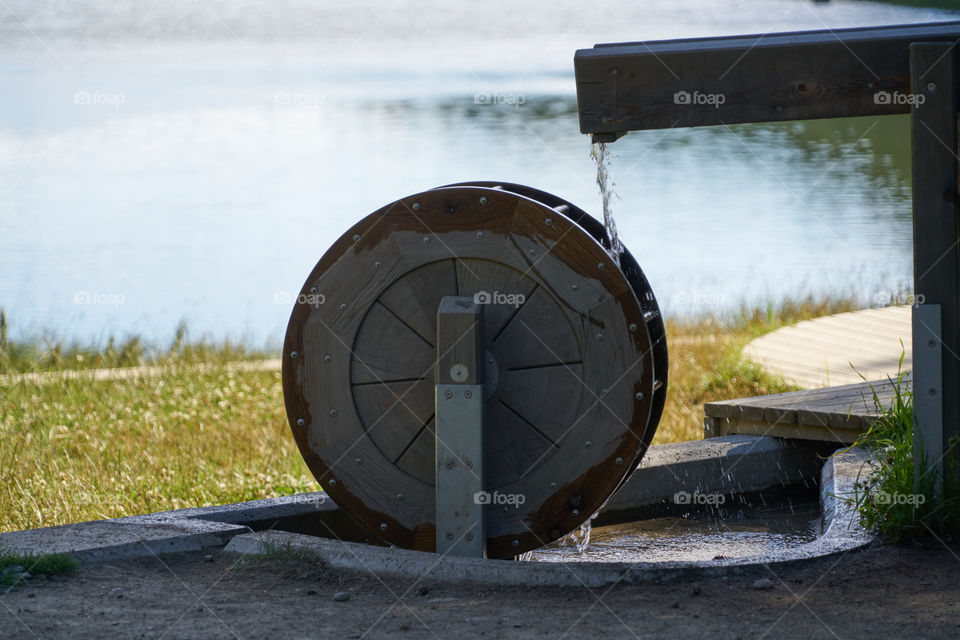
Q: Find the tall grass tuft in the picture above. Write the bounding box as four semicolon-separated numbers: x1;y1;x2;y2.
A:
0;550;77;588
852;354;960;542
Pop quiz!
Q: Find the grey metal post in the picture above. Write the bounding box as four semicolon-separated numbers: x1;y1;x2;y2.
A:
910;43;960;493
435;296;486;557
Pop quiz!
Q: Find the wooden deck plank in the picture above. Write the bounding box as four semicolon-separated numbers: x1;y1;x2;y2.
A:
704;376;908;443
708;376;899;408
772;320;909;347
749;334;907;362
708;307;910;441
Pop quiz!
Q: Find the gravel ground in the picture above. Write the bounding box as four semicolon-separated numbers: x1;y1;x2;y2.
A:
1;538;959;639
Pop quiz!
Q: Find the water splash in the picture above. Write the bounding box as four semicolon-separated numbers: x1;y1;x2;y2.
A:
558;508;601;554
590;141;622;266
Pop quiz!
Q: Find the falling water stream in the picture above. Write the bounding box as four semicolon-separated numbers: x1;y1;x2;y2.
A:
540;143;623;556
591;141;623;266
544;143;620;556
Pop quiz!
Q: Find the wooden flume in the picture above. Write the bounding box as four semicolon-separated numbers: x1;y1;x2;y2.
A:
574;21;960;500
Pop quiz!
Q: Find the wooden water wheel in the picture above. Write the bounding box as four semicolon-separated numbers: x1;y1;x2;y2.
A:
282;183;667;558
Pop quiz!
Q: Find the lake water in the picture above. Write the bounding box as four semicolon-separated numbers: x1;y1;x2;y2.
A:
1;0;957;346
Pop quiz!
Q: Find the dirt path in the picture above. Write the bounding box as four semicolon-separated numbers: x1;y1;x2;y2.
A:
2;539;959;639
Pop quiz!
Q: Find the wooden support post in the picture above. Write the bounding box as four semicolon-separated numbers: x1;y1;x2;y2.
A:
911;42;960;493
435;296;486;557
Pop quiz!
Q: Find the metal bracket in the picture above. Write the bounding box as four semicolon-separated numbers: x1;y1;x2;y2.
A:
435;384;485;557
435;296;486;557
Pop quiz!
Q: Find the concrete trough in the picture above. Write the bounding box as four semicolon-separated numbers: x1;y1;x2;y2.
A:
0;435;873;585
600;434;836;521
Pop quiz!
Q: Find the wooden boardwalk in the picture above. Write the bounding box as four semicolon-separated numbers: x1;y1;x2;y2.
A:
707;305;912;443
743;305;911;389
704;376;908;444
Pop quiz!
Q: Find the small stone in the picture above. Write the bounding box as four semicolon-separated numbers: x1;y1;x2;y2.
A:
691;583;701;596
753;578;774;590
307;589;318;596
333;591;351;602
203;554;214;563
670;600;680;609
418;586;429;597
110;587;124;599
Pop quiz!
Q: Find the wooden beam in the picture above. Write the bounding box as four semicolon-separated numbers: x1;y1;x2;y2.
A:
575;21;960;136
910;43;960;492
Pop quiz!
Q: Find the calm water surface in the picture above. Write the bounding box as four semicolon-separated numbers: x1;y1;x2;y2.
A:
1;0;957;345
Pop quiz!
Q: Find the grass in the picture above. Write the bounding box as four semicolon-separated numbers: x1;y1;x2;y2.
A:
851;357;960;542
0;550;77;588
0;296;858;533
0;311;317;532
238;538;327;581
0;313;259;374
